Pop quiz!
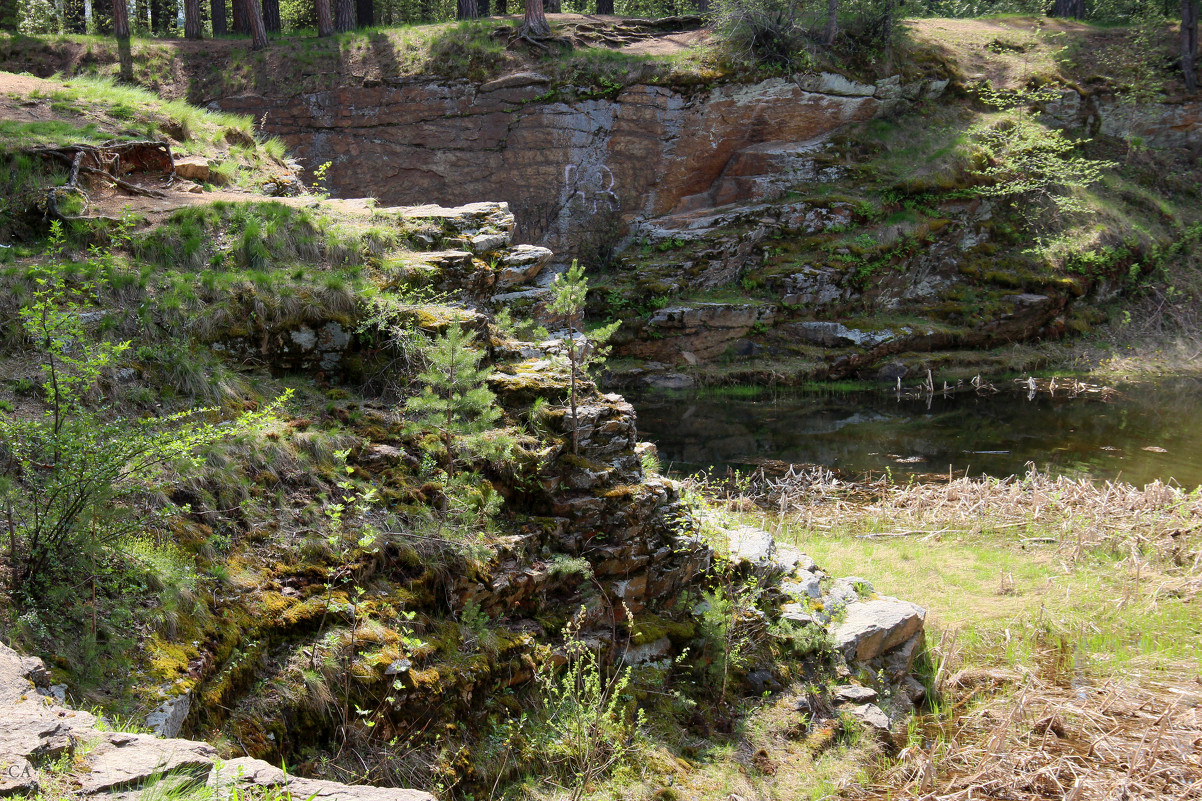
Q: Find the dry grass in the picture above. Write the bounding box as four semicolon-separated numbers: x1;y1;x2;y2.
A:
852;672;1202;800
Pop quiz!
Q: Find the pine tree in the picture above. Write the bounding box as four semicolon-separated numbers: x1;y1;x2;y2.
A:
547;261;620;455
404;323;509;478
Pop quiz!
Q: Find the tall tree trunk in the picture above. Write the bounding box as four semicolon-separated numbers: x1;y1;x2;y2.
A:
355;0;372;25
334;0;353;30
544;0;558;12
113;0;134;81
457;0;477;18
824;0;837;43
262;0;279;30
232;0;247;32
211;0;226;33
1185;0;1199;91
518;0;549;37
244;0;268;47
596;0;612;14
185;0;203;37
315;0;333;34
478;0;489;16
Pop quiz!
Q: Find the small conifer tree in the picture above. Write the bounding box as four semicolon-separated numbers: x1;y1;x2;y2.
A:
404;322;510;478
548;262;621;455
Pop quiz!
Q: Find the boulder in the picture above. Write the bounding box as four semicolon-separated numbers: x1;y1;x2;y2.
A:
727;525;776;564
846;703;891;732
832;597;926;663
79;733;216;794
145;691;191;739
832;685;878;705
173;156;211;182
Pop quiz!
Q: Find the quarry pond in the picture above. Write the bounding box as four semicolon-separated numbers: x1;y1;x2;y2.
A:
629;377;1202;489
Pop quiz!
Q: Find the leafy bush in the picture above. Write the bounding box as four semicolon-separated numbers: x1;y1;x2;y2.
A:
525;616;642;798
0;224;286;589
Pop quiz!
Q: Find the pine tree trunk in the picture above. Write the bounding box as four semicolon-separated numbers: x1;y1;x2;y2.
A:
355;0;372;25
825;0;837;43
519;0;549;37
544;0;559;12
596;0;612;14
246;0;269;48
315;0;333;35
185;0;203;37
458;0;477;18
113;0;130;36
211;0;226;34
113;0;134;82
334;0;354;30
478;0;489;16
262;0;280;31
232;0;247;32
1185;0;1199;91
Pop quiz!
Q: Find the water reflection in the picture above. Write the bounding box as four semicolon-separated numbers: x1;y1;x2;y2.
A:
628;379;1202;489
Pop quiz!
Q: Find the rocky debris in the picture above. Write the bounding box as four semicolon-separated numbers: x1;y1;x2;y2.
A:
728;524;777;565
0;641;433;801
833;598;926;663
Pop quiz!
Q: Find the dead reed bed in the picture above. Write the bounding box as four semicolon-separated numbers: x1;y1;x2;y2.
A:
691;464;1202;582
848;671;1202;800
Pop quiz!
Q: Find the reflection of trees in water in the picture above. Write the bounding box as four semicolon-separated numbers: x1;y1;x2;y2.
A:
629;380;1202;487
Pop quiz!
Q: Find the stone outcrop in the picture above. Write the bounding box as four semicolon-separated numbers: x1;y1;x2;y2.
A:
0;641;432;800
206;201;554;376
216;75;946;257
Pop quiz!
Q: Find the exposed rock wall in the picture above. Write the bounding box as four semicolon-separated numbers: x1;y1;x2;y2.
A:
216;74;945;256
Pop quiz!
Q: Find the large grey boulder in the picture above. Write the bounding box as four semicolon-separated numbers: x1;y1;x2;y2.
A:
832;597;926;663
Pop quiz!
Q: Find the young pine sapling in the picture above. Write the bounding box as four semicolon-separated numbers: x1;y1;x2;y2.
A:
547;261;620;455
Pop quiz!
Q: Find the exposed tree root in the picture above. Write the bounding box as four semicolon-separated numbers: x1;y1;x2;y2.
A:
30;141;175;220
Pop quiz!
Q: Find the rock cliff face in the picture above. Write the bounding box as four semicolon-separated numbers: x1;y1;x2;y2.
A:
215;74;946;257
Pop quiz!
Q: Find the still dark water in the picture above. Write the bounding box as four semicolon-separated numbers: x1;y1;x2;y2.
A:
628;379;1202;489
